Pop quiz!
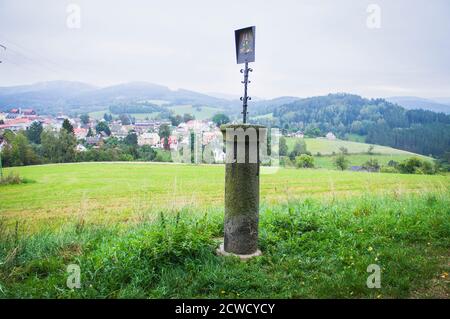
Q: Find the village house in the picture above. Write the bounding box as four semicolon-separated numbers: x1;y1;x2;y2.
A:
0;117;33;131
109;123;128;139
138;132;160;147
73;127;88;140
86;135;103;147
76;144;87;152
0;136;6;152
185;120;210;132
159;135;178;150
202;130;221;146
133;120;170;134
22;109;37;116
326;132;337;140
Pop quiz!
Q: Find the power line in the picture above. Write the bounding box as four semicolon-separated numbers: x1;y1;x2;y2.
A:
0;35;73;77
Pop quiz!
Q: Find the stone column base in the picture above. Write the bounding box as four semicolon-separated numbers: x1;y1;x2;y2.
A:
216;243;262;261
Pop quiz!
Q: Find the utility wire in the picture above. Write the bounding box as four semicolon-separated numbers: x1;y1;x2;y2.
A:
0;34;73;77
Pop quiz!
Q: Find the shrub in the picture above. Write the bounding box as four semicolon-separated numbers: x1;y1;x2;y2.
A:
280;156;293;167
0;172;35;185
333;154;349;171
398;157;436;175
295;154;314;168
362;158;380;172
154;150;172;162
289;139;308;160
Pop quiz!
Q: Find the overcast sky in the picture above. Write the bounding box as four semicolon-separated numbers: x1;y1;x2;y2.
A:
0;0;449;99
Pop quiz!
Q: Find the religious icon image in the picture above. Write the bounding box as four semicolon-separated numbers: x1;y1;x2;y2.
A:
239;31;254;54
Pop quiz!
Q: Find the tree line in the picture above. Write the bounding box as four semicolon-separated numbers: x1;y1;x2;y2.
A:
0;119;173;167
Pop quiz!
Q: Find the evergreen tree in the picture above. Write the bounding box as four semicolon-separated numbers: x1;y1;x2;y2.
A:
212;114;230;127
62;119;74;134
279;136;288;156
96;121;111;136
80;114;90;125
27;121;43;144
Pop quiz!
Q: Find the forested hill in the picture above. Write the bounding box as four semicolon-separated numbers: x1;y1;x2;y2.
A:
256;93;450;157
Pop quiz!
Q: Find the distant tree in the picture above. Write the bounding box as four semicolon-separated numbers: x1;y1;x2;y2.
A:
295;154;314;168
183;113;195;122
212;114;230;127
27;121;43;144
362;158;380;172
387;160;399;167
124;131;138;146
96;121;111;136
279;136;288;156
119;114;131;125
367;145;375;155
103;113;113;122
305;127;321;137
138;145;157;161
289;139;308;160
41;129;76;163
86;127;94;137
6;132;40;166
339;146;348;155
169;114;183;126
159;124;172;150
398;157;435;175
333;154;349;171
80;114;90;125
62;119;74;134
58;129;77;162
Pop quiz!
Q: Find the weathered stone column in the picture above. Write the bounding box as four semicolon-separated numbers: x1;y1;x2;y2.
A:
218;124;265;258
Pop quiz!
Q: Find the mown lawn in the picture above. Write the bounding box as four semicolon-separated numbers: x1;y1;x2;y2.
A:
286;137;426;156
0;192;448;298
1;163;448;230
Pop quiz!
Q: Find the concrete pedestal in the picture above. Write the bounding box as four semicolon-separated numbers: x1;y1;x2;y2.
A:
220;124;266;256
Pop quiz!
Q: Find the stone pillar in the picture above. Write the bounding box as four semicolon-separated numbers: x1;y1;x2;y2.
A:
218;124;265;258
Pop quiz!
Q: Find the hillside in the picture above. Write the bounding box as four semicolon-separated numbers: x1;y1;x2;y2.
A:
0;81;233;115
259;93;450;157
1;83;449;156
387;96;450;114
296;138;419;156
285;137;431;169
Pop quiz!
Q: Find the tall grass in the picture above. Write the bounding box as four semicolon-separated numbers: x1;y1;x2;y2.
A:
0;192;449;298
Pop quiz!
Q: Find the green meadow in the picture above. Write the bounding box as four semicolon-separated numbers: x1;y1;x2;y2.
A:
287;137;422;156
1;162;449;229
167;105;222;120
284;137;432;169
0;162;449;298
88;104;221;121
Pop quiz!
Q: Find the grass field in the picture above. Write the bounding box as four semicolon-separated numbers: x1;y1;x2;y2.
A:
1;163;448;231
0;162;449;298
88;110;161;121
89;104;221;121
0;191;449;298
286;137;421;156
167;105;222;120
284;137;432;169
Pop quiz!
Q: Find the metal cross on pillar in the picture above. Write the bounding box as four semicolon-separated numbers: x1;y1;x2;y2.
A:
217;26;263;260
